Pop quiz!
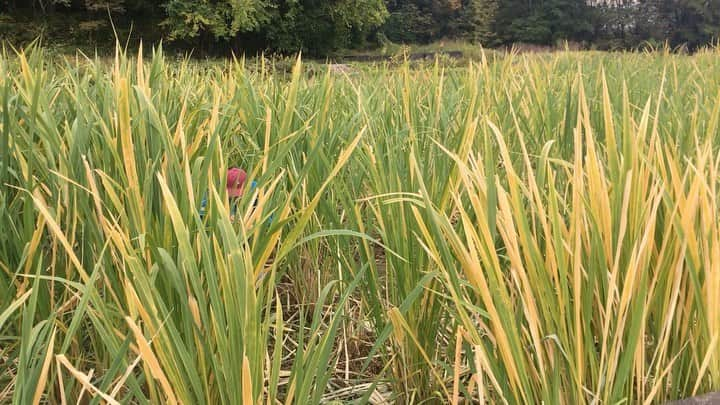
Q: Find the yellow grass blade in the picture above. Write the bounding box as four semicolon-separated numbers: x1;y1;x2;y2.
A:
56;354;121;405
125;316;179;404
32;328;56;405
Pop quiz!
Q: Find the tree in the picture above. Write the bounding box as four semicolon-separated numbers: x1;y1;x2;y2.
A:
162;0;271;40
264;0;388;54
383;0;475;43
495;0;593;45
465;0;499;45
160;0;386;53
666;0;720;48
593;0;720;49
383;2;436;43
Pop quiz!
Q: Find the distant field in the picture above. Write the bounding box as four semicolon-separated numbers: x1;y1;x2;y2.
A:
1;47;719;404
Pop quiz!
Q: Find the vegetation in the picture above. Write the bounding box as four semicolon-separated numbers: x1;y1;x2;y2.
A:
2;0;720;54
1;44;719;403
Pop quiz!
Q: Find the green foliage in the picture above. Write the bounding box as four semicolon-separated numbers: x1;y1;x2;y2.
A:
264;0;388;54
383;0;468;44
594;0;720;49
494;0;593;45
162;0;271;40
4;0;720;53
383;3;437;43
666;0;720;47
465;0;499;45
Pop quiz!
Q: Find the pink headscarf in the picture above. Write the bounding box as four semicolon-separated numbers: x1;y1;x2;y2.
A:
226;167;247;197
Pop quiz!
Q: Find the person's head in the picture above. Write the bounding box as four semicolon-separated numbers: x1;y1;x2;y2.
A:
227;167;247;198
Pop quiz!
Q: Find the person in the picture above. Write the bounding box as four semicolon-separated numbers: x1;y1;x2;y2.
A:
199;167;255;219
226;167;248;199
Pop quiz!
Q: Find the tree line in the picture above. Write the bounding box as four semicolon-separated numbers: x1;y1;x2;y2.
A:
2;0;719;54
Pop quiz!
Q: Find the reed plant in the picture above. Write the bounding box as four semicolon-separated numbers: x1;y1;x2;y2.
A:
1;44;718;403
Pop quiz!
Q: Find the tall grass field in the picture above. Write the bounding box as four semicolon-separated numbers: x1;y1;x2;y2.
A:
1;45;719;404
